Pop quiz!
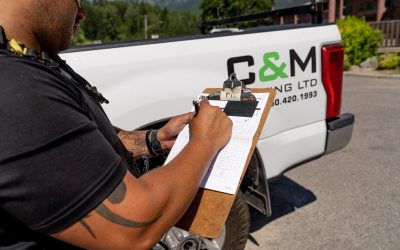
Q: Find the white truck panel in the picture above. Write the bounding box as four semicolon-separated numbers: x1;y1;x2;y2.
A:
257;121;327;178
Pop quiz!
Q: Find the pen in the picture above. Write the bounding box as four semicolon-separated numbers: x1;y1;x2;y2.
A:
193;100;200;117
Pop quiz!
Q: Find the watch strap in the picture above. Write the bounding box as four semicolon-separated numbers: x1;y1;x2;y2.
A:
150;129;164;156
145;130;156;156
145;129;164;156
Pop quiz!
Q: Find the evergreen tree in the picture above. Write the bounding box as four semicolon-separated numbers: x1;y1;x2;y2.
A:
199;0;273;29
74;0;200;45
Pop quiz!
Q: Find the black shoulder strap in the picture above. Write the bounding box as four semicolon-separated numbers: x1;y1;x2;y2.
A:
56;58;109;104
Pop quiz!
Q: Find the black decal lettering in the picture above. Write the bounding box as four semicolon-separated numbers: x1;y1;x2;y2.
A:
227;56;255;85
290;47;316;77
285;83;292;92
275;85;283;93
298;81;304;89
311;78;318;87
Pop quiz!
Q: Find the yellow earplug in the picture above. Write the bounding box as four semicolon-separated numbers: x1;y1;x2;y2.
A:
9;39;27;56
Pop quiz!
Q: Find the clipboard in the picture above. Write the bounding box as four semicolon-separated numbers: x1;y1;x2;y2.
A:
176;87;276;239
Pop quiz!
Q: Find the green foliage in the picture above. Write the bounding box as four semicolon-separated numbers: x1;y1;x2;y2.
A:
199;0;272;29
74;0;200;45
343;54;351;71
378;53;400;69
337;16;383;65
73;28;92;45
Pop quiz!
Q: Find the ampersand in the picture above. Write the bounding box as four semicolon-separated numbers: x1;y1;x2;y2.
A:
259;52;288;82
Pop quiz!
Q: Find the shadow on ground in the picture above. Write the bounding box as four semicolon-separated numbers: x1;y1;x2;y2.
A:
247;175;317;245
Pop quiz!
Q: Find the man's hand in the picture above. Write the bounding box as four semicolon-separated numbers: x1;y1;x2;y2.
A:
189;100;232;152
158;113;194;151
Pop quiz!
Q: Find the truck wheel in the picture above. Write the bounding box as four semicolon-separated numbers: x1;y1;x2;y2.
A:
154;192;249;250
204;191;250;250
221;191;250;250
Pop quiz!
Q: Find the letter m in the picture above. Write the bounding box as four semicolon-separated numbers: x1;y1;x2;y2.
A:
289;47;316;77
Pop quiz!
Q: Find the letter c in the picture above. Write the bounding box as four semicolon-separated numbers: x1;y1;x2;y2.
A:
227;56;255;85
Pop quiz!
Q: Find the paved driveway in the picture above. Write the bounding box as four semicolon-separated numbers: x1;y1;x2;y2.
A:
245;75;400;250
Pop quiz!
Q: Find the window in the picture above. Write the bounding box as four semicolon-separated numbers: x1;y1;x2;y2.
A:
73;1;200;46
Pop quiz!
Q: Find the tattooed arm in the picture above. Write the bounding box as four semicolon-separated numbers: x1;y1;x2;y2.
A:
117;113;193;157
117;130;150;157
51;102;232;250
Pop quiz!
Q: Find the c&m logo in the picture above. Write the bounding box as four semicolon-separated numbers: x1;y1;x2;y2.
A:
227;46;316;85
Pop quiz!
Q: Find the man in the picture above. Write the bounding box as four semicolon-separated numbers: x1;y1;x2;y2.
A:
0;0;232;249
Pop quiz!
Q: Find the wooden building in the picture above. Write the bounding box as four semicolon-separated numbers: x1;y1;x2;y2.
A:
329;0;399;22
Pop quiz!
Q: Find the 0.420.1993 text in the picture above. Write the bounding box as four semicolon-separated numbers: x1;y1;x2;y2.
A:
272;91;318;107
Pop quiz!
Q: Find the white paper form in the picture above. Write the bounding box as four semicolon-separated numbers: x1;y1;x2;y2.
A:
164;93;270;194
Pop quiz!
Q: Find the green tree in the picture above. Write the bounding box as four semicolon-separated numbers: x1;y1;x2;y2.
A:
200;0;272;21
122;4;142;40
81;4;121;42
74;0;200;45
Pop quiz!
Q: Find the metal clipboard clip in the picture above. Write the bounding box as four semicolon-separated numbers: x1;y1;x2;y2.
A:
208;73;256;102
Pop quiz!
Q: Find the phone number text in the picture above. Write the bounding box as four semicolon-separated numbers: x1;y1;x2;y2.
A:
272;91;318;107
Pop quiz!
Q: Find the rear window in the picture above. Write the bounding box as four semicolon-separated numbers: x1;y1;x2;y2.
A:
73;1;200;46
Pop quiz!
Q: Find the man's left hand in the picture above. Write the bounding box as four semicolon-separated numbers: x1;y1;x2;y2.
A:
158;112;194;152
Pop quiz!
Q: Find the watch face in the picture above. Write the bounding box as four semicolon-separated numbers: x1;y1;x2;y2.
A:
151;141;162;151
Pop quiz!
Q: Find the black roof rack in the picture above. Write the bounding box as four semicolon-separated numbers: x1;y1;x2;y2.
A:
199;2;328;34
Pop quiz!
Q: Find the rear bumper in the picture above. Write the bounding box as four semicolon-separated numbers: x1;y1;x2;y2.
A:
325;113;355;154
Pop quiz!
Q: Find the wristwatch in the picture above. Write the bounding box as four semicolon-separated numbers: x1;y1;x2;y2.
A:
145;129;164;156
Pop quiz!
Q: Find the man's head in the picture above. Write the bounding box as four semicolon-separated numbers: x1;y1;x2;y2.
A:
0;0;85;56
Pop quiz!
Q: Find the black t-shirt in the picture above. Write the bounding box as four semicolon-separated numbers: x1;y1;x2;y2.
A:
0;50;134;249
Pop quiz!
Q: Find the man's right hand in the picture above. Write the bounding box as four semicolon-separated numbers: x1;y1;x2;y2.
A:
189;100;233;151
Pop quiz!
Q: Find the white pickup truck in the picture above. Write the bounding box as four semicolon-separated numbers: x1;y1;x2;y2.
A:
62;23;354;250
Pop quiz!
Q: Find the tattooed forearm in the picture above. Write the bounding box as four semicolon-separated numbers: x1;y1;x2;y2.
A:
118;130;149;157
95;181;157;228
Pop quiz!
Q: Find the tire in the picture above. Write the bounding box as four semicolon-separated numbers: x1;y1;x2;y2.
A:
221;191;250;250
154;192;250;250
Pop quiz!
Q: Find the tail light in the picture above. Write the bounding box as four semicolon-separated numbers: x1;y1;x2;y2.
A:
321;44;344;120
